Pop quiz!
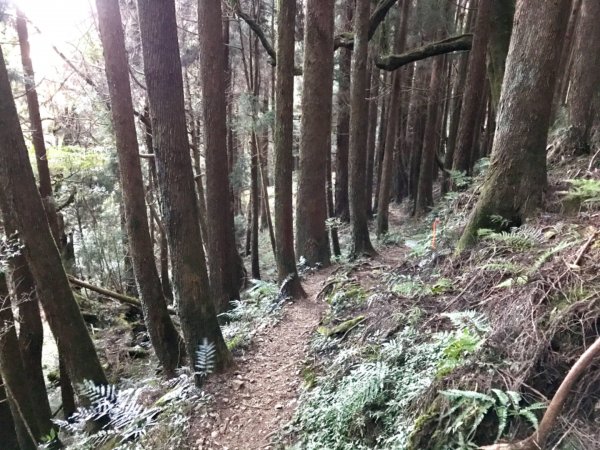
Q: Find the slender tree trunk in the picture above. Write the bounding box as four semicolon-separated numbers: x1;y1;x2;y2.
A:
334;0;352;222
0;47;107;387
136;0;231;378
15;9;52;202
365;61;380;217
348;0;376;258
96;0;185;376
552;0;581;118
564;0;600;154
487;0;515;110
376;0;410;235
415;55;444;215
295;0;334;266
458;0;572;250
373;80;389;212
326;133;342;258
274;0;304;296
0;271;41;450
452;0;492;177
0;374;19;450
199;0;244;312
0;190;52;429
334;47;351;223
250;132;261;280
406;62;430;202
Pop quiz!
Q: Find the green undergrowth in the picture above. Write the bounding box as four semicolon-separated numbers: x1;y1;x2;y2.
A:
286;164;600;449
220;279;282;353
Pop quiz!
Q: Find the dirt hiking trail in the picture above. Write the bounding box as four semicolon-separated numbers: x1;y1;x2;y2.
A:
187;240;409;449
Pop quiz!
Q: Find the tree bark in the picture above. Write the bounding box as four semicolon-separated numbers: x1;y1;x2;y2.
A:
0;271;41;450
415;55;444;215
452;0;492;176
273;0;304;296
96;0;184;376
295;0;334;267
348;0;376;258
0;374;19;450
365;60;380;218
199;0;244;312
136;0;231;378
250;132;261;280
334;0;353;223
334;46;352;222
458;0;572;250
564;0;600;154
0;188;52;431
0;47;107;387
487;0;515;110
376;0;410;236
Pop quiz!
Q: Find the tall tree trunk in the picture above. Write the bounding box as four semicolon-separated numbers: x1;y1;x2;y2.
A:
365;60;380;217
376;0;410;235
334;46;351;223
0;47;107;387
0;374;19;450
348;0;376;258
96;0;185;376
552;0;582;118
334;0;353;223
487;0;515;110
295;0;334;266
0;271;41;450
274;0;304;295
564;0;600;154
373;83;388;212
250;132;261;280
415;55;444;215
407;62;430;203
198;0;243;312
458;0;572;250
136;0;231;378
0;189;52;430
452;0;492;177
15;9;53;202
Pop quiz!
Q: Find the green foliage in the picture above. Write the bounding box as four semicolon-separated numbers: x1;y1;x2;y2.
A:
220;280;280;352
326;282;369;315
439;389;545;446
562;178;600;206
448;170;473;189
478;226;544;252
293;311;490;449
388;276;454;298
436;311;488;377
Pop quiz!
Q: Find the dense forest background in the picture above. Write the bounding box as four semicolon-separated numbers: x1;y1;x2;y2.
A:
0;0;599;449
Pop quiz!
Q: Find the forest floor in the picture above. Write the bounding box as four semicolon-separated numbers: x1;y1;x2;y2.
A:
188;212;409;450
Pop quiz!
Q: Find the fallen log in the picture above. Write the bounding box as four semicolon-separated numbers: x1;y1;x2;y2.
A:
67;275;142;309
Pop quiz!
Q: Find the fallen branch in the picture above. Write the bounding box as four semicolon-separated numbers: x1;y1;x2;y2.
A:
572;230;598;266
376;34;473;71
480;336;600;450
68;275;142;309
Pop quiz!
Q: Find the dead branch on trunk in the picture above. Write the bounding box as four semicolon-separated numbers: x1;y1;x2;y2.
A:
232;0;398;71
376;34;473;71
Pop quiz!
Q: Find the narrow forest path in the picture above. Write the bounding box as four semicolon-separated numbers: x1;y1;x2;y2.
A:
188;210;408;449
187;266;333;450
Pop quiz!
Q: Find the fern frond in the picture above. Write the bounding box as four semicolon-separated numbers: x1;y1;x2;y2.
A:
195;338;216;377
